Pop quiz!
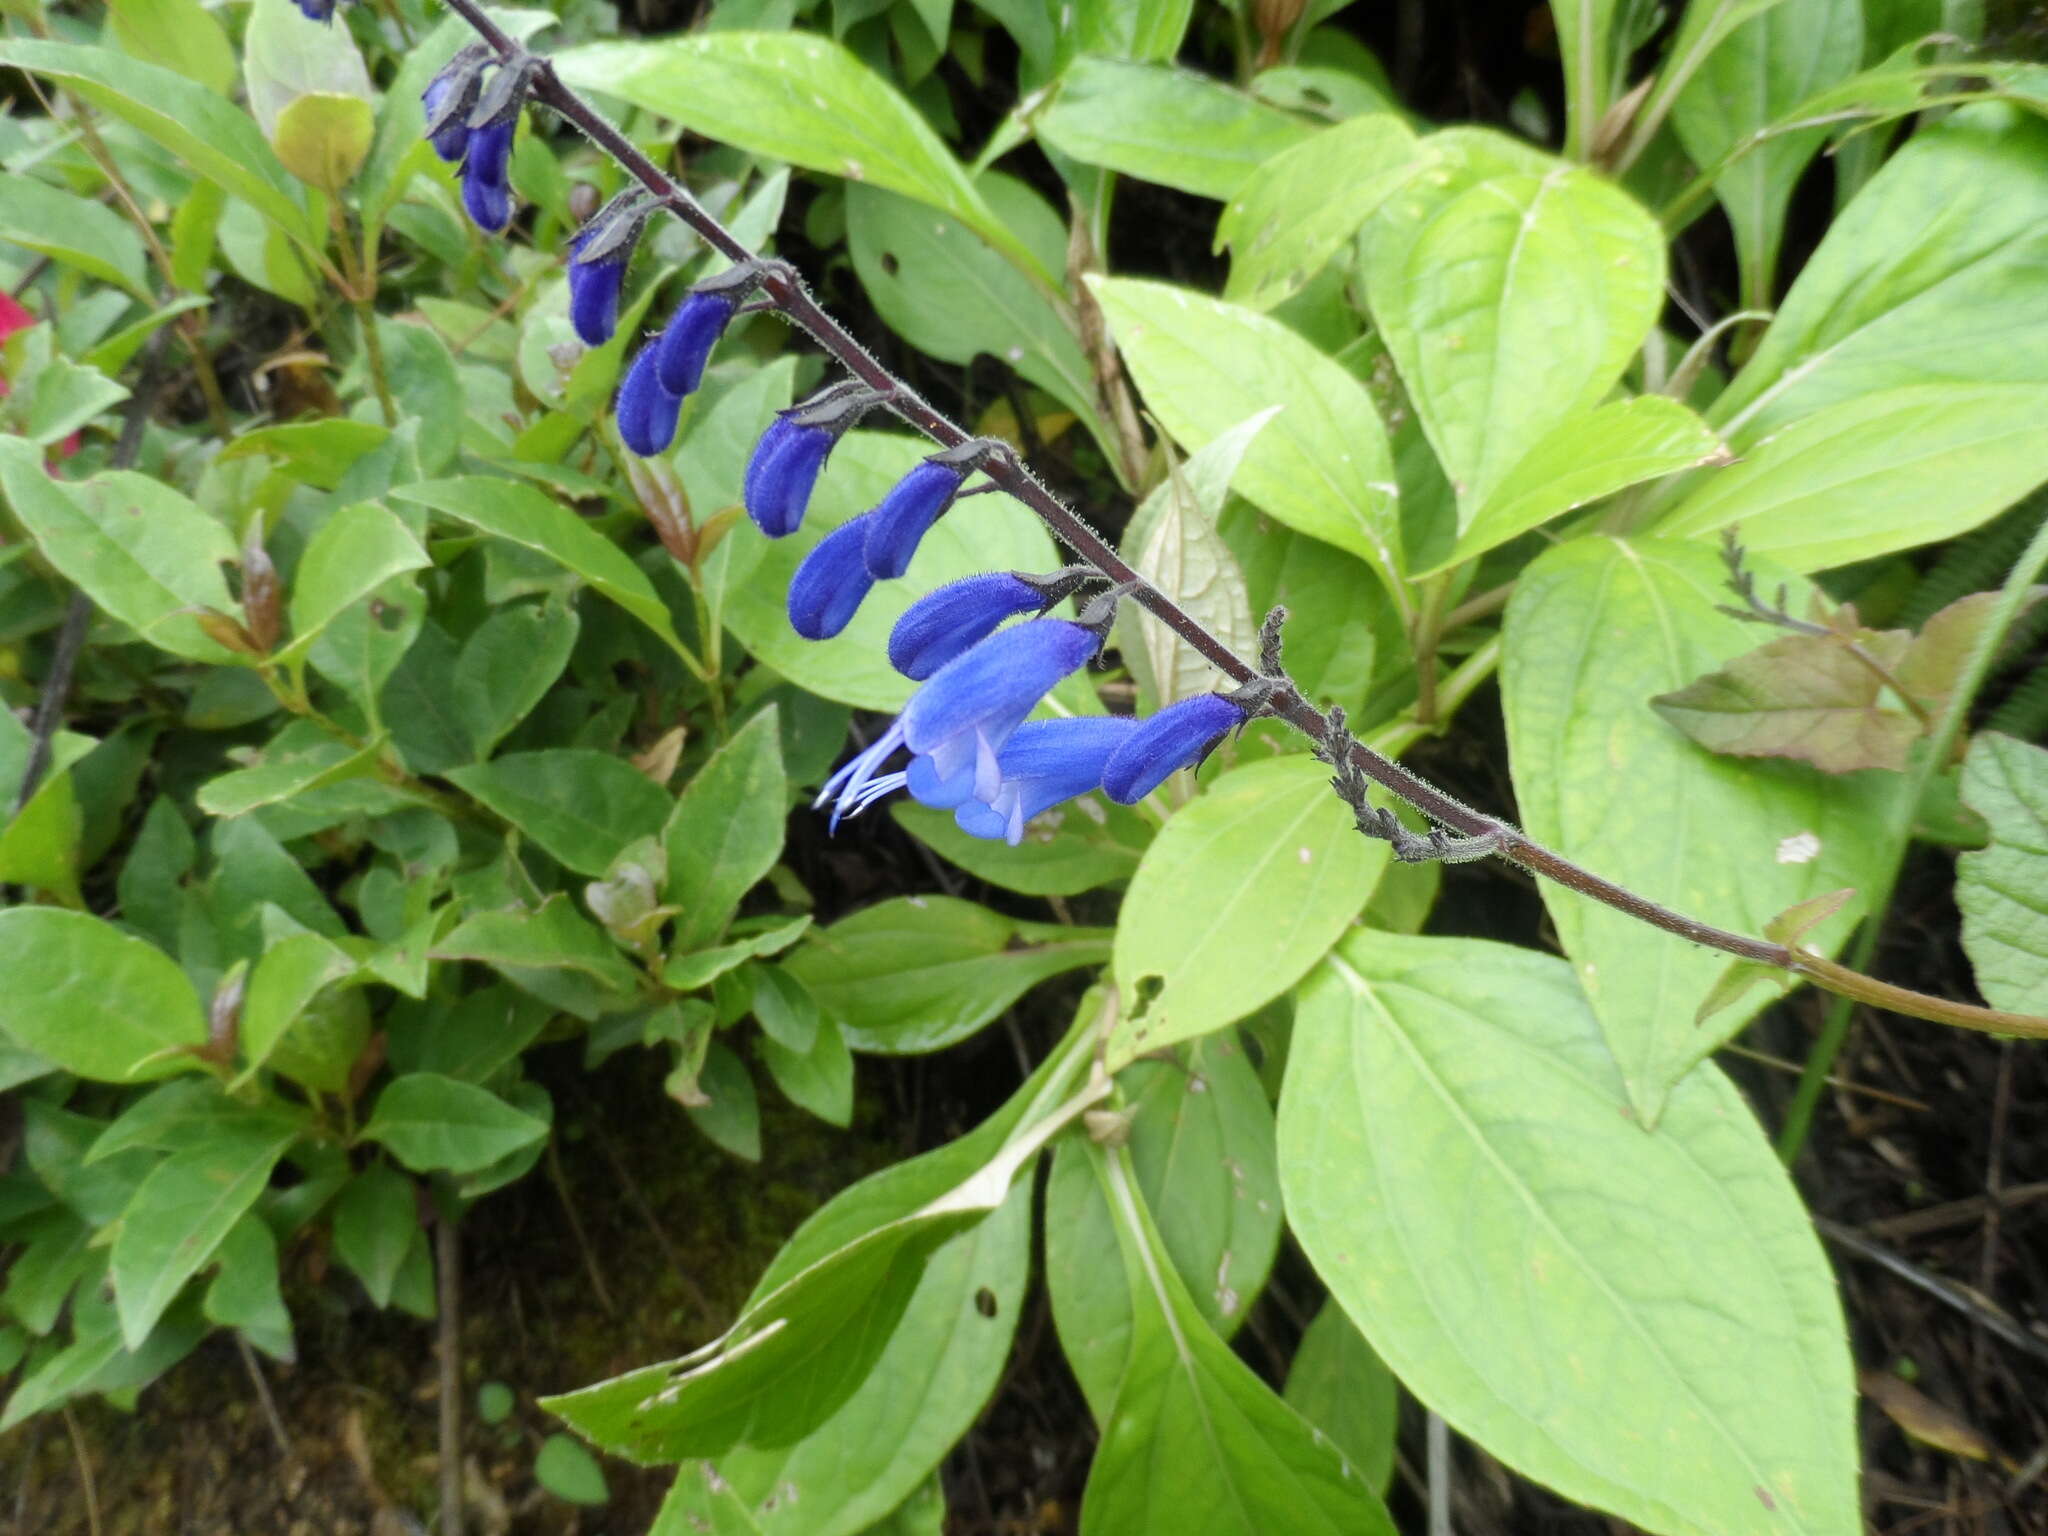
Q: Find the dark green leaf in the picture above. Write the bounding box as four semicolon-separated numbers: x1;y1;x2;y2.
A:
360;1073;549;1175
665;707;787;950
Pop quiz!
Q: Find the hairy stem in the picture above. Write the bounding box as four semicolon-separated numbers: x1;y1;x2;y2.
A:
431;0;2048;1041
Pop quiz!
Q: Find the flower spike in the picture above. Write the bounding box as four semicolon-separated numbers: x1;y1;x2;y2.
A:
863;439;1001;579
1101;692;1251;803
787;514;879;640
743;380;884;537
616;340;684;457
887;567;1096;680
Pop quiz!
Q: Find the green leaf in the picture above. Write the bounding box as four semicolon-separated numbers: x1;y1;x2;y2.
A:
89;1078;308;1165
448;751;671;879
242;0;374;143
1038;56;1315;201
1089;277;1400;585
0;909;206;1082
388;984;553;1084
1116;410;1266;712
0;176;151;300
273;93;376;192
433;894;646;994
0;40;314;247
1217;113;1421;310
749;966;818;1054
536;1434;610;1506
1669;0;1863;308
1217;508;1379;718
758;1015;854;1128
713;432;1059;709
196;733;385;819
661;916;814;992
1278;932;1857;1536
1283;1302;1398;1496
360;1072;549;1175
234;931;358;1081
1501;537;1895;1121
553;31;1049;283
452;599;580;759
1655;383;2048;572
1076;1139;1394;1536
107;0;237;93
308;574;427;729
0;444;242;663
1956;732;2048;1014
784;896;1112;1054
1046;1031;1280;1417
279;500;432;665
889;795;1148;896
1360;160;1665;526
204;1215;293;1361
1428;396;1725;573
221;421;392;491
394;478;696;664
1110;755;1386;1069
846;176;1110;460
110;1125;298;1348
333;1164;420;1308
1709;106;2048;449
665;708;787;951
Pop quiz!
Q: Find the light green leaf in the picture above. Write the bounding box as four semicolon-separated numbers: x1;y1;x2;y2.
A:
1655;383;2048;572
1501;538;1895;1120
0;909;206;1082
451;599;580;759
1284;1302;1398;1496
890;795;1149;896
714;432;1058;710
394;478;696;664
1039;56;1315;202
234;931;357;1081
433;894;646;995
665;708;787;951
1670;0;1863;307
0;443;241;663
1956;732;2048;1013
553;31;1048;283
241;0;373;140
88;1077;309;1165
447;750;671;879
196;733;384;818
0;177;151;300
1279;932;1857;1536
1361;162;1664;523
220;421;391;490
111;1125;298;1348
360;1072;549;1175
1077;1140;1394;1535
0;40;314;247
1217;507;1379;718
273;93;376;192
1429;396;1724;573
1088;277;1400;586
535;1433;610;1506
1217;113;1422;310
785;896;1112;1054
1110;755;1386;1068
1709;106;2048;449
108;0;236;93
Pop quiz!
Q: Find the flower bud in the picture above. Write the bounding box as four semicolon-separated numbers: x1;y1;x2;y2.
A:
1101;692;1249;803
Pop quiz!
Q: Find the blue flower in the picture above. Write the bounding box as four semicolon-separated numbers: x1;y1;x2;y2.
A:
1102;693;1249;803
461;119;515;232
567;233;628;348
656;290;739;397
787;514;878;640
293;0;341;20
743;416;830;537
955;717;1137;844
422;50;488;165
864;458;968;579
616;339;683;457
888;569;1092;680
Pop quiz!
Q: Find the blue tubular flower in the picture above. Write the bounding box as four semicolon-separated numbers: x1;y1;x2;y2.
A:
889;569;1094;680
461;119;515;232
655;291;739;396
901;618;1104;801
294;0;341;20
954;717;1138;845
744;382;877;537
1102;693;1250;803
617;340;683;457
422;47;489;164
864;458;968;579
568;240;627;347
787;514;878;640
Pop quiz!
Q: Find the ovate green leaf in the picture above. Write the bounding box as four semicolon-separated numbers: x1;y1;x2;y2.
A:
1956;733;2048;1013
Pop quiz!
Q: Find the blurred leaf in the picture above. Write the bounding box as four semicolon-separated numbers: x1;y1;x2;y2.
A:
1217;113;1421;310
1956;732;2048;1013
1502;537;1895;1121
554;31;1050;282
665;706;786;950
89;1078;308;1165
0;177;151;300
1089;278;1399;586
273;93;376;192
536;1433;610;1506
449;750;670;878
110;1125;298;1348
1110;755;1386;1069
1039;57;1314;201
241;0;373;140
1279;932;1858;1536
0;910;206;1082
107;0;236;92
1284;1302;1398;1496
0;40;315;247
785;896;1112;1054
361;1073;549;1175
203;1215;293;1361
0;444;242;663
